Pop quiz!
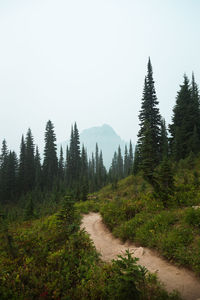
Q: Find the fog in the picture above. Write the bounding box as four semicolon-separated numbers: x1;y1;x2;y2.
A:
0;0;200;153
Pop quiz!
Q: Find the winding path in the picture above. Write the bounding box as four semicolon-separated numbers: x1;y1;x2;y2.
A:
81;212;200;300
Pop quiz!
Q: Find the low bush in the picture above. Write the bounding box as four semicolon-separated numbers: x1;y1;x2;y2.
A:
75;199;100;214
113;212;151;241
160;227;193;263
184;207;200;228
0;203;180;300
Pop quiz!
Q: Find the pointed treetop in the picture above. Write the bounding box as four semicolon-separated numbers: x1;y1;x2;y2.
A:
183;73;189;85
192;71;195;82
147;57;152;73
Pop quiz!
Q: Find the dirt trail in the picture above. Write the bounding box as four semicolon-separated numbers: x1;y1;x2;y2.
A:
81;213;200;300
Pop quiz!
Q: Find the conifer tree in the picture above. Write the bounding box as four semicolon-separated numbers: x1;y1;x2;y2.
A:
88;153;95;192
117;146;124;179
67;126;74;187
98;150;107;187
34;146;42;189
43;120;58;189
24;128;35;192
0;140;8;167
160;118;169;159
65;145;70;184
88;145;107;192
109;150;121;182
109;151;118;189
95;143;100;189
73;123;81;181
191;73;200;132
128;141;134;175
124;145;129;177
133;143;140;175
80;145;89;201
0;143;18;202
67;123;81;190
169;74;200;160
190;73;200;153
18;135;26;194
58;146;64;181
5;151;18;201
137;58;161;183
0;140;9;202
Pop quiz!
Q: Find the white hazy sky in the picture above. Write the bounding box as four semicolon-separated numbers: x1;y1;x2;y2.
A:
0;0;200;153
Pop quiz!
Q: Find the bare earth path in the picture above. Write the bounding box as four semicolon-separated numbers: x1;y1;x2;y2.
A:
81;213;200;300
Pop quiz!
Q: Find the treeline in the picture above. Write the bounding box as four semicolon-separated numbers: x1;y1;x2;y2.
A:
0;122;107;204
0;120;135;205
133;58;200;204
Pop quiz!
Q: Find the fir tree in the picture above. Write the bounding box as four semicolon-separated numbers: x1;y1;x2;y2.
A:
73;123;81;181
160;118;169;159
18;135;26;194
128;141;134;175
43;120;58;189
95;143;100;189
6;151;18;201
98;150;107;187
80;145;89;201
109;151;118;182
117;146;124;179
191;72;200;133
24;128;35;192
169;74;200;160
67;123;81;191
124;145;129;177
65;145;70;185
0;140;9;202
0;139;8;167
34;146;42;189
58;146;64;181
137;58;161;183
88;153;95;192
133;143;140;175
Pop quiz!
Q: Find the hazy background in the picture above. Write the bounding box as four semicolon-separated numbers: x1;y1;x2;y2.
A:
0;0;200;153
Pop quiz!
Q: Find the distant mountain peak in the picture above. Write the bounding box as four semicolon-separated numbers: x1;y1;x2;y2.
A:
80;124;127;169
81;124;118;138
59;124;132;169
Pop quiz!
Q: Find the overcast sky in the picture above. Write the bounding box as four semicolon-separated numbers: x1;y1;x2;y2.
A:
0;0;200;153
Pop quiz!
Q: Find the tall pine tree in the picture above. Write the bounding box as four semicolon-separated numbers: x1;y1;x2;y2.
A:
0;140;9;202
43;120;58;189
34;146;42;189
169;74;200;160
18;135;26;194
24;128;35;192
137;58;161;183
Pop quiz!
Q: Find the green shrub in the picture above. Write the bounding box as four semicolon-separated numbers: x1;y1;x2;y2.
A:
135;211;178;247
160;227;193;261
184;208;200;228
75;199;99;214
106;250;147;300
100;199;139;230
173;185;199;206
113;212;150;241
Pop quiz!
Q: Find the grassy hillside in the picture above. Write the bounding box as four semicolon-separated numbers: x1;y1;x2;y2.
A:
0;197;180;300
76;156;200;275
